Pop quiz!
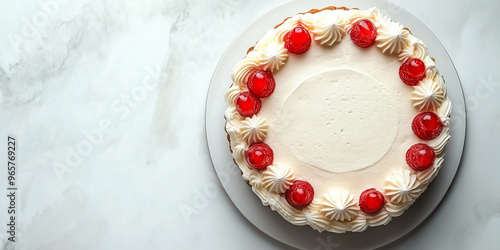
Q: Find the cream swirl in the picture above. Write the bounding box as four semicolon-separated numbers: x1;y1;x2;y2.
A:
384;169;423;204
434;68;446;90
344;7;384;32
231;52;259;87
224;107;242;150
399;38;429;62
376;19;410;54
249;173;269;200
232;143;247;170
416;155;444;185
264;192;280;211
432;98;451;157
327;221;349;233
438;96;452;120
386;200;414;217
312;12;346;45
347;214;368;232
224;106;241;123
240;115;268;145
304;202;330;232
275;15;314;43
366;209;392;227
423;56;436;70
224;84;242;105
321;190;358;222
266;193;308;226
431;126;451;156
261;163;295;193
226;125;240;150
283;14;315;30
411;77;445;111
255;39;288;72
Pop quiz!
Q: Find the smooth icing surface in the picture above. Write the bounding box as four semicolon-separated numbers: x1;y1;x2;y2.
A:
276;68;399;173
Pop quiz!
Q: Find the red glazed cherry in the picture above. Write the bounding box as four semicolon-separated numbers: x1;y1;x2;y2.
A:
246;143;273;170
406;143;436;171
235;91;261;117
399;58;426;85
247;70;275;98
285;26;311;54
350;19;377;48
412;112;444;140
285;180;314;207
359;188;385;214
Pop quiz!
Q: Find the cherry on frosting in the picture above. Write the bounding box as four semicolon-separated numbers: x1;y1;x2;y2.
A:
412;112;444;140
247;70;275;98
284;26;312;54
285;180;314;207
350;19;377;48
406;143;436;171
359;188;385;214
246;143;273;170
399;58;426;85
235;91;261;117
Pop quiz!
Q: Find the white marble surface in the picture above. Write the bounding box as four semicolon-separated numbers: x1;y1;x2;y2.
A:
0;0;498;249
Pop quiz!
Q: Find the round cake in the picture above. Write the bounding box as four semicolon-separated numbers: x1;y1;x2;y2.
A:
224;6;451;233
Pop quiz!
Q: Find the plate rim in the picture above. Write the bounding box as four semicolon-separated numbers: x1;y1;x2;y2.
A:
205;0;467;249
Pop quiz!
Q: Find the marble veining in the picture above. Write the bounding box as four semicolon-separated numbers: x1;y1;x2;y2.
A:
0;0;499;249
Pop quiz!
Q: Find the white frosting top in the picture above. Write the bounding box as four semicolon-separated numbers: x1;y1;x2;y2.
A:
224;7;451;233
277;68;400;173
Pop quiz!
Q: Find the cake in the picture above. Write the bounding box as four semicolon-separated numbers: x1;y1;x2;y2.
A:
224;6;451;233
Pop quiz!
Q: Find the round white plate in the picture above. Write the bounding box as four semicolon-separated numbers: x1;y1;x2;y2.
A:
205;0;467;249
